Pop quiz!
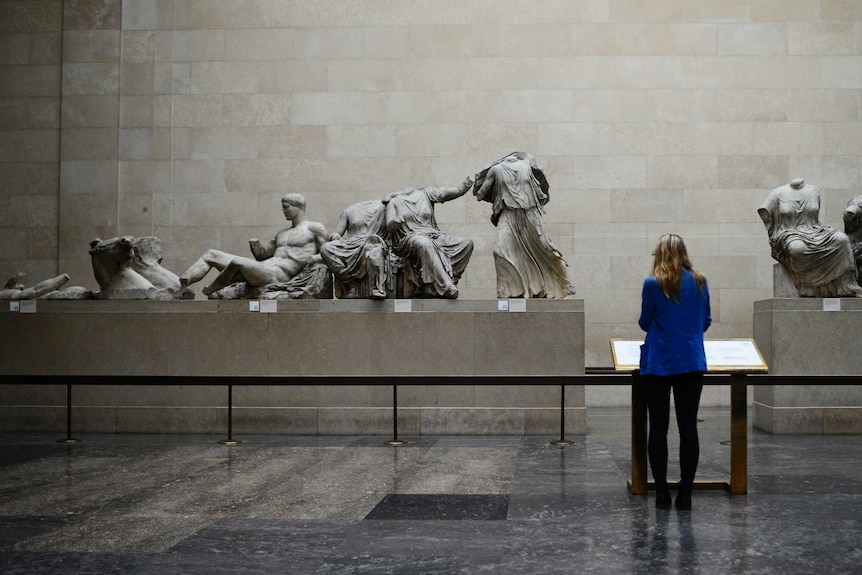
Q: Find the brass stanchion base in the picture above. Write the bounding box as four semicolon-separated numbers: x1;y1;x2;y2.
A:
550;439;574;445
57;438;81;444
384;439;407;446
218;439;242;445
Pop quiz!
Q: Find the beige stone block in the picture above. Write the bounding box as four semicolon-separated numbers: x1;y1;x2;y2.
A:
753;122;825;155
153;61;172;95
62;30;120;63
694;89;790;122
750;0;819;22
326;125;396;159
616;57;682;89
682;57;818;90
171;95;222;127
717;24;787;56
609;0;680;22
0;99;29;129
122;0;157;31
679;123;755;156
497;24;573;58
715;289;769;323
538;122;614;157
684;188;760;224
0;194;55;228
119;95;154;127
30;32;62;64
822;0;862;21
788;23;856;55
60;95;117;128
118;160;154;194
119;128;153;161
223;28;294;61
0;33;30;65
358;91;431;125
170;160;226;194
574;156;646;189
255;61;327;93
172;30;225;62
27;226;60;259
120;61;154;95
394;124;468;158
0;161;59;196
569;255;611;290
646;156;717;189
818;57;862;89
319;407;412;435
64;0;121;30
610;255;653;289
789;156;861;189
190;61;256;94
824;122;862;156
582;288;642;323
59;192;117;226
613;122;684;156
610;189;683;223
575;223;649;256
119;192;153;227
0;130;58;162
0;65;59;97
28;97;60;129
697;255;758;289
62;63;119;95
174;0;262;29
153;127;172;160
183;126;256;160
60;127;118;161
222;94;290;127
680;0;749;22
326;59;403;92
717;156;789;189
560;189;610;225
644;223;719;253
718;223;768;255
60;160;117;195
790;90;857;121
290;92;365;126
464;57;540;90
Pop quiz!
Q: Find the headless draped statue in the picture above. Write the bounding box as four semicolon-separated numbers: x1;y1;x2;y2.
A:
758;179;861;297
473;152;575;299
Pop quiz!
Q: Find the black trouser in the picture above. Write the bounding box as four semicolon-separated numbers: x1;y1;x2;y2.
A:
644;372;704;493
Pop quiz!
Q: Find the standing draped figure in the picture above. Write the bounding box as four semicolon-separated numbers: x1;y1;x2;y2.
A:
473;152;575;299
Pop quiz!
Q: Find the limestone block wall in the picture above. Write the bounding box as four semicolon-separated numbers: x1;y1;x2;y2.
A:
2;1;862;407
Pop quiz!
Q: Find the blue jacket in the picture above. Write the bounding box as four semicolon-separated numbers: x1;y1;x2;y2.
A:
638;269;711;376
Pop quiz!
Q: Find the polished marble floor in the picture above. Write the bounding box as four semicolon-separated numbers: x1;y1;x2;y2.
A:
1;409;860;574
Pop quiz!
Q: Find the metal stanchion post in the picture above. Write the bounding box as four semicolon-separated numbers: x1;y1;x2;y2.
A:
57;383;81;444
218;384;241;445
385;384;407;445
550;383;574;445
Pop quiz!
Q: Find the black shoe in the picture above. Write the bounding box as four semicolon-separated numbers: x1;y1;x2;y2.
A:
655;490;672;509
675;491;692;510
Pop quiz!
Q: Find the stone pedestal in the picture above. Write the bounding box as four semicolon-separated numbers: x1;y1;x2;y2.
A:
0;299;585;436
753;298;862;434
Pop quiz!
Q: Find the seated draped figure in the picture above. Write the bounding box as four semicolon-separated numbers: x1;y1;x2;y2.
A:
844;195;862;287
319;200;392;299
758;178;862;297
180;193;332;299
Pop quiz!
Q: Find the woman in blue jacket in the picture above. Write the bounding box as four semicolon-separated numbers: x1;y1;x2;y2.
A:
638;234;711;510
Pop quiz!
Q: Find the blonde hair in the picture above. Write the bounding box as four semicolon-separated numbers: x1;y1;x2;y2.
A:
652;234;705;301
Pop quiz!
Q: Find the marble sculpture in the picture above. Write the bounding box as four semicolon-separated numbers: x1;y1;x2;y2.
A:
844;195;862;286
473;152;575;299
758;179;861;297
